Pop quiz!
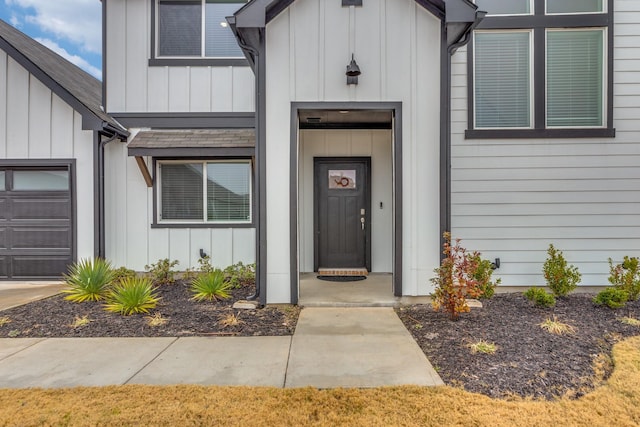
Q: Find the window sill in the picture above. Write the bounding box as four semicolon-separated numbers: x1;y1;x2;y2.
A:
149;58;249;67
152;222;255;229
465;128;616;140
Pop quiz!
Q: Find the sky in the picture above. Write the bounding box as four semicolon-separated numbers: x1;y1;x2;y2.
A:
0;0;103;80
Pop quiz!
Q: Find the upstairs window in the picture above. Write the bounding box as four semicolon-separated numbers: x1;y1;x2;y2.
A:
156;0;247;59
468;0;613;138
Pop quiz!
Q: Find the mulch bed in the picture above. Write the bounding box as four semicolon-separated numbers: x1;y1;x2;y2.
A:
0;282;299;338
396;293;640;400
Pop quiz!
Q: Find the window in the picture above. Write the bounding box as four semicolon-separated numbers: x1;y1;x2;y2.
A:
158;160;251;224
156;0;247;59
468;0;613;138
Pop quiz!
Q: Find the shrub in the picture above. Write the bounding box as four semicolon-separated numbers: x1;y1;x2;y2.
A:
104;277;160;315
469;254;501;299
63;258;115;302
539;316;575;335
223;262;256;289
112;266;137;284
608;256;640;301
197;256;215;274
593;287;629;309
524;287;556;308
190;269;232;302
145;259;179;284
543;244;581;297
431;232;481;320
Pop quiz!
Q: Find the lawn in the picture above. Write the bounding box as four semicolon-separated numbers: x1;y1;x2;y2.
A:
0;336;639;426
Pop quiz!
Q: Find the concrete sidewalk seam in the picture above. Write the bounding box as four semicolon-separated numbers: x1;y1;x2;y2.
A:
122;337;180;385
0;338;45;362
282;330;296;388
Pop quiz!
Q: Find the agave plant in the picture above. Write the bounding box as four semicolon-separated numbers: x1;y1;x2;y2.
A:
104;277;160;315
63;258;116;302
190;269;232;302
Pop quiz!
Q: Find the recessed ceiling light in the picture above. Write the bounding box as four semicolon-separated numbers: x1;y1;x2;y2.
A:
339;110;349;114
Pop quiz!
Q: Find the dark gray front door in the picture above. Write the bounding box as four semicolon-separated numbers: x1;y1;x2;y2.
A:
0;166;73;279
314;158;371;270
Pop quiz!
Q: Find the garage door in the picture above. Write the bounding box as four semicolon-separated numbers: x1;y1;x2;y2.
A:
0;166;73;279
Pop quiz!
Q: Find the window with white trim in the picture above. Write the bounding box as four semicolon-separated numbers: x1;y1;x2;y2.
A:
156;0;247;59
468;0;613;138
158;160;252;224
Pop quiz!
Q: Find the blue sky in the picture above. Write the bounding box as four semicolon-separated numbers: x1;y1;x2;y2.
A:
0;0;102;79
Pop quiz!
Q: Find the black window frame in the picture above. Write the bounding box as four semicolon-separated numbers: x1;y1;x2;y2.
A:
152;157;255;229
149;0;249;67
466;0;615;139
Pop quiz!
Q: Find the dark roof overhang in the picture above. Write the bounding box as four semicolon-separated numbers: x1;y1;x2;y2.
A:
0;19;128;140
228;0;484;70
127;129;256;157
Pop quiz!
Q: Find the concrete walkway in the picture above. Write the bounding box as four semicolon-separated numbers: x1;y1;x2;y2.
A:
0;307;442;389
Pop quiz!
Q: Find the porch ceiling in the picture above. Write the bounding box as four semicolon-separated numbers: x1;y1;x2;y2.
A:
298;109;392;129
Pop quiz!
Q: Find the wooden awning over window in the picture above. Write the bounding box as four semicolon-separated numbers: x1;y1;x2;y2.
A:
127;129;255;157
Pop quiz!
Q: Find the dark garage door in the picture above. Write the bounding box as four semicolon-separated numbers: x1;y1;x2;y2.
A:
0;166;73;279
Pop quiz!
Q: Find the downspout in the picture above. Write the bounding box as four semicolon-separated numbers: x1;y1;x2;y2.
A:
94;131;121;259
441;14;485;253
235;34;266;305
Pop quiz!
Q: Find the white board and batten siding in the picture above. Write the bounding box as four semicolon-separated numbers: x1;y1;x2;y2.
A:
266;0;442;302
0;50;95;260
103;0;257;270
105;0;255;113
450;0;640;287
104;139;255;272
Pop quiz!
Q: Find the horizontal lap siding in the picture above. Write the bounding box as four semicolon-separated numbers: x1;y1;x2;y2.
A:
450;0;640;287
105;0;254;113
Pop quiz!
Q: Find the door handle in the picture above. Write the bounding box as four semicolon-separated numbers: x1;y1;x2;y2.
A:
361;217;365;230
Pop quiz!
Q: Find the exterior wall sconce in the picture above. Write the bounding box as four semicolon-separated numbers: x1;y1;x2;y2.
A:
346;54;361;85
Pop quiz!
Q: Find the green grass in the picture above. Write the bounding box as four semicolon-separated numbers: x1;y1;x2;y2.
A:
1;336;640;426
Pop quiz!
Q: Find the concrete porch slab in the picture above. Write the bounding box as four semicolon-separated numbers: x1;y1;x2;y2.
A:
129;336;292;387
285;307;443;388
0;282;65;311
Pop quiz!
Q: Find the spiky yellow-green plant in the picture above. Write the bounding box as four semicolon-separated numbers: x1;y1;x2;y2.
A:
63;258;116;302
190;269;232;302
104;277;160;315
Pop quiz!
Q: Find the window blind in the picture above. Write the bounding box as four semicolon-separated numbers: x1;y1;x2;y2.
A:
475;31;531;128
161;163;204;220
546;0;603;14
546;30;604;127
475;0;530;15
206;163;250;222
158;0;201;56
204;1;245;58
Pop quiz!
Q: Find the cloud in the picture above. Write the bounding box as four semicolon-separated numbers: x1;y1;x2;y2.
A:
9;14;21;27
6;0;101;54
36;38;102;80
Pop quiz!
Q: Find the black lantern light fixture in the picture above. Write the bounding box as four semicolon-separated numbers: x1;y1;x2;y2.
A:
346;54;361;85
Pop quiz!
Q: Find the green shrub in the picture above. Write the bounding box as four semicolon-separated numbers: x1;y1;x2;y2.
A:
63;258;115;302
469;254;501;299
431;233;482;320
543;244;581;297
593;287;629;309
104;277;160;315
524;287;556;308
608;256;640;301
145;259;179;284
223;262;256;289
197;256;215;274
112;266;137;284
190;269;232;302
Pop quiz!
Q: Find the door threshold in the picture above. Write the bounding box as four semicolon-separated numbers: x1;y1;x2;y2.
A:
317;267;368;277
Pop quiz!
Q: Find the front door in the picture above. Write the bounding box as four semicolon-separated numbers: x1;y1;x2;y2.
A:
314;158;371;271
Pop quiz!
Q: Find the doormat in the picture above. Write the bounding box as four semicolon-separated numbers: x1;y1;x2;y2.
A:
316;275;367;282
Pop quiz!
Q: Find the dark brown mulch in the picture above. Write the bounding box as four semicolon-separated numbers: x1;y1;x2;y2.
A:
397;293;640;400
0;282;299;338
